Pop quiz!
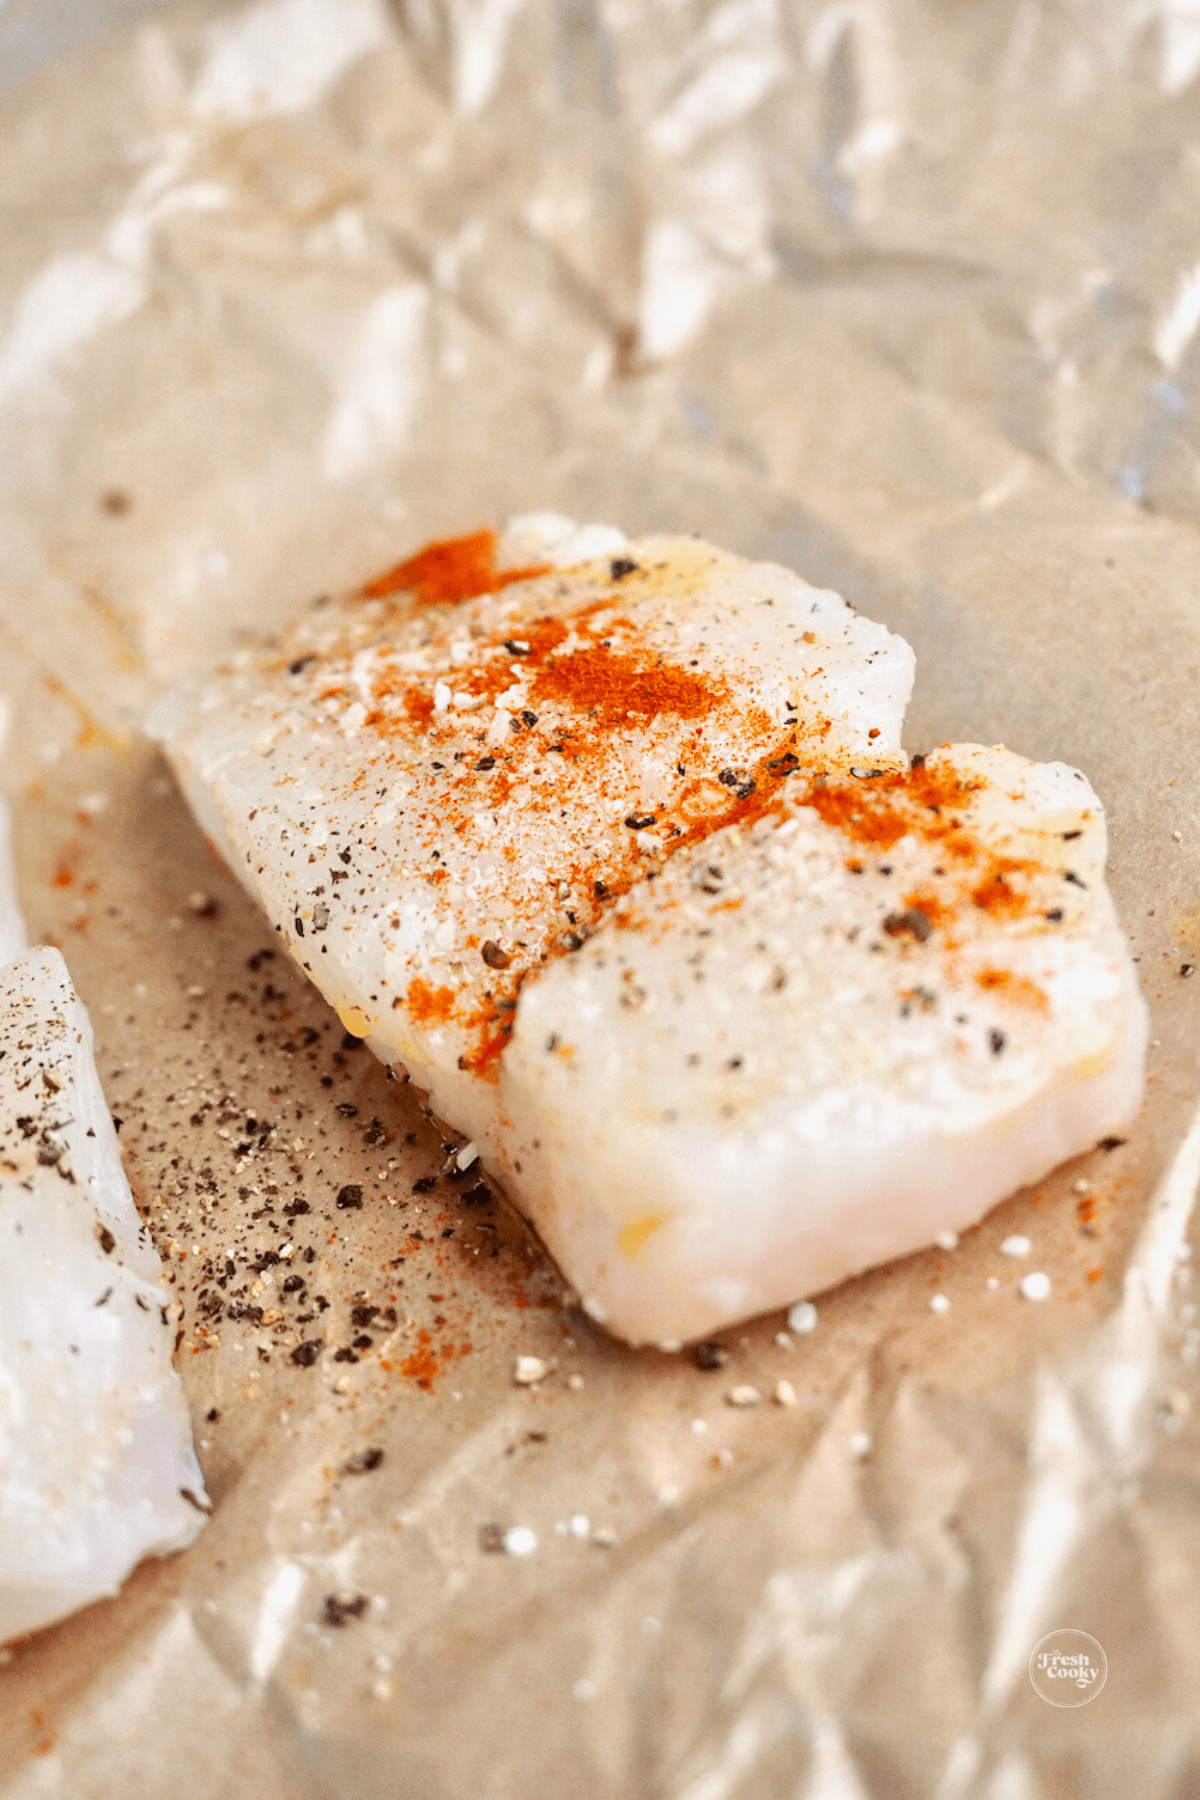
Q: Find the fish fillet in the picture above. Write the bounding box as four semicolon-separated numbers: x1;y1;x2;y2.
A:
151;518;1146;1344
0;949;208;1642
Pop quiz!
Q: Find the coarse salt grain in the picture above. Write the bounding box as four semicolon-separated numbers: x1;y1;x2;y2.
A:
774;1378;798;1407
935;1230;959;1251
513;1355;550;1385
727;1384;761;1407
503;1525;537;1557
1020;1271;1051;1301
787;1301;818;1333
1000;1235;1031;1257
456;1141;479;1171
568;1514;590;1539
929;1293;950;1314
849;1431;872;1458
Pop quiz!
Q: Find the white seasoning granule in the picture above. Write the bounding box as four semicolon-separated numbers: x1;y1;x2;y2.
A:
986;1276;1000;1291
787;1301;818;1334
513;1355;550;1385
1073;1177;1092;1196
456;1140;479;1171
935;1230;959;1251
849;1431;872;1458
566;1373;584;1391
503;1525;537;1557
774;1378;798;1407
1000;1235;1032;1257
1020;1271;1052;1301
727;1384;761;1408
568;1514;590;1539
691;1418;708;1434
929;1293;950;1314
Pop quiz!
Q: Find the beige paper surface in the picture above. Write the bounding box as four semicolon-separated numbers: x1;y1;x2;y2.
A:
1;3;1200;1793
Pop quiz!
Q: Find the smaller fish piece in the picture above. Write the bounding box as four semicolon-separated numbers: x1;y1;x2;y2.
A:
0;948;207;1644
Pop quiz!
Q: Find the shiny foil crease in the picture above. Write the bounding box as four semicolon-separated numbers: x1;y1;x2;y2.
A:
1;1;1200;1793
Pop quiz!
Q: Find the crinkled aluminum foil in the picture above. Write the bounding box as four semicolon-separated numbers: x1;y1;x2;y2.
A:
1;2;1200;1793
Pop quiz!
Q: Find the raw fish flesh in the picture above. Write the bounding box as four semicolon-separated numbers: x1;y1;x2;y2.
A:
151;518;1146;1344
503;743;1146;1342
0;948;208;1643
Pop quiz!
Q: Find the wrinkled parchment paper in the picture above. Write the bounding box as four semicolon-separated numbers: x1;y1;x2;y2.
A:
3;2;1200;1793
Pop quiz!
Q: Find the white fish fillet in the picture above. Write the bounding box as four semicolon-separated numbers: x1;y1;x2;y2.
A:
503;744;1146;1341
151;518;1146;1344
0;948;208;1643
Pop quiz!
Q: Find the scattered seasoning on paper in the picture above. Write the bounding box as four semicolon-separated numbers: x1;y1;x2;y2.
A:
1020;1271;1052;1300
343;1446;385;1475
1000;1235;1031;1257
323;1593;369;1627
787;1301;818;1333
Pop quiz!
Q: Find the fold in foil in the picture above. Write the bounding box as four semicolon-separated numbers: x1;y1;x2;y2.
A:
1;2;1199;1793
